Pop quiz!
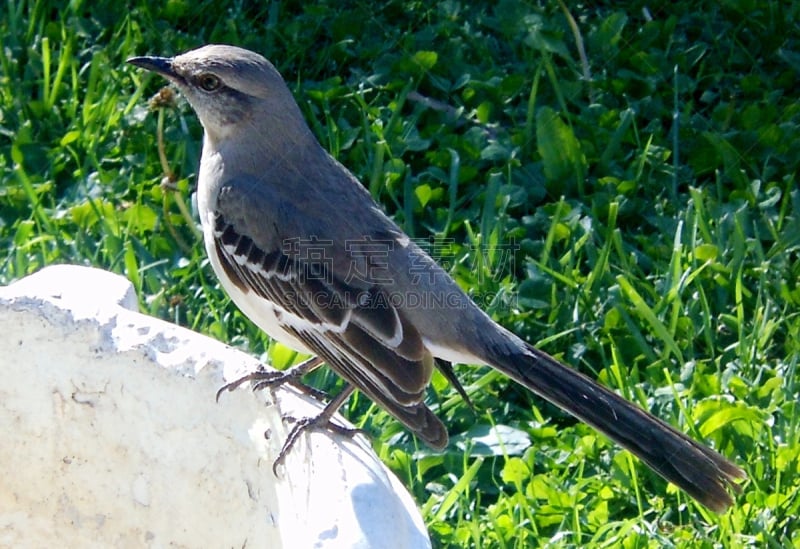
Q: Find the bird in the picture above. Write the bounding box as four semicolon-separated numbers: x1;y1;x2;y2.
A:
128;44;745;512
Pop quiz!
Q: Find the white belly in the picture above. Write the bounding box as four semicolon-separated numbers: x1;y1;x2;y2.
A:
202;223;313;354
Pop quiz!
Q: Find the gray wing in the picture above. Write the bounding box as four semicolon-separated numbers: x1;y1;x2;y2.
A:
212;178;448;448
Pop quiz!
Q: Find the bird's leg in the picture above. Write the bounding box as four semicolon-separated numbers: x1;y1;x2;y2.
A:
216;356;325;402
272;384;360;474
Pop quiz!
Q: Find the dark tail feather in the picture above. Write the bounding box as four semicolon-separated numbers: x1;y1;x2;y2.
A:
491;345;745;512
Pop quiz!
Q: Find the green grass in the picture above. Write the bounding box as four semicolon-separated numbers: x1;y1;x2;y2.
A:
2;0;798;546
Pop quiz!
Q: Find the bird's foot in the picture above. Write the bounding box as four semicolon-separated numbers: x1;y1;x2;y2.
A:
271;412;363;475
271;384;359;474
215;356;326;402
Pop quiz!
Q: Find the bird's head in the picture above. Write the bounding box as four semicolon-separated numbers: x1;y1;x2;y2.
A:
128;44;307;146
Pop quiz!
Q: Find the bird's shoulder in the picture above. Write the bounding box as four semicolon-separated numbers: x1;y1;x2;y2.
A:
212;165;409;292
216;160;402;245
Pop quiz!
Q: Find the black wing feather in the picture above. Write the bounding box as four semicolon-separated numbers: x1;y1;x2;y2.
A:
212;209;448;448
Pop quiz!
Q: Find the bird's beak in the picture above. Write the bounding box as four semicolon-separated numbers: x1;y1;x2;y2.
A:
127;56;179;81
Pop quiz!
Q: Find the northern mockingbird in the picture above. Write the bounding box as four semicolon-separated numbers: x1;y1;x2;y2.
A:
128;45;744;511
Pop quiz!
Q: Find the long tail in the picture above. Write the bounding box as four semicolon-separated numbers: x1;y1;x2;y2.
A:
490;344;745;512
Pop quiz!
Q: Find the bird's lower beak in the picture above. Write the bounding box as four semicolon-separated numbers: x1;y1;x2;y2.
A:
127;56;179;81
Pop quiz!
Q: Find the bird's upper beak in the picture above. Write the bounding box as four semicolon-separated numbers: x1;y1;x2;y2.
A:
127;56;180;82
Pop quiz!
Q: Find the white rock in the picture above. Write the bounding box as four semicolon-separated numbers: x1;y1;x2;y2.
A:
0;265;430;548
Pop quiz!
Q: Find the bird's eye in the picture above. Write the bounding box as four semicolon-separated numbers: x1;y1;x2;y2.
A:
198;73;221;92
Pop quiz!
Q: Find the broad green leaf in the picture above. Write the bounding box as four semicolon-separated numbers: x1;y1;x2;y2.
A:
536;106;583;185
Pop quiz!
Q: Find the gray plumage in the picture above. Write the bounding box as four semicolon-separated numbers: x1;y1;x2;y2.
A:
129;45;745;512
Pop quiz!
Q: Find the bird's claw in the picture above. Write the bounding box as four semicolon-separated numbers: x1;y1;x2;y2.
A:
271;414;363;475
216;368;328;402
215;368;283;402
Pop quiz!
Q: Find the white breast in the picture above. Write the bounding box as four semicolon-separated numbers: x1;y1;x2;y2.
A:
201;214;313;354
